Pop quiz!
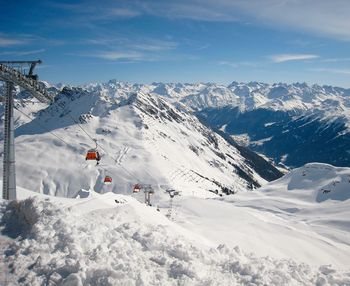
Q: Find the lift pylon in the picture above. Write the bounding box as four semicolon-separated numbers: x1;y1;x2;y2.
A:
0;60;52;200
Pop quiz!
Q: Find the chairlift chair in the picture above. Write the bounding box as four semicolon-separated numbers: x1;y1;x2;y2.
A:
86;149;101;161
104;175;112;185
133;184;141;193
85;139;101;164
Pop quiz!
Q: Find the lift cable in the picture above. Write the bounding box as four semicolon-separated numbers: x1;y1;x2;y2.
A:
14;105;121;181
14;105;71;147
20;90;156;185
51;98;142;182
56;101;97;145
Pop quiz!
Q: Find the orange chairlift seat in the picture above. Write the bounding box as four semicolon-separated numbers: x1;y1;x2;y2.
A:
104;175;112;185
133;184;141;193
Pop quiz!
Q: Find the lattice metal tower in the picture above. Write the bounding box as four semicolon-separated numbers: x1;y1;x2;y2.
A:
0;60;52;200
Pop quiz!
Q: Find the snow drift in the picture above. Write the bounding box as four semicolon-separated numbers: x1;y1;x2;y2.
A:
1;189;350;286
260;163;350;202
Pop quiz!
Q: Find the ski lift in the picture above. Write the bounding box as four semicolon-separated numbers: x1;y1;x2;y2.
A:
104;175;112;185
85;139;101;164
166;189;180;198
133;184;141;193
86;149;100;161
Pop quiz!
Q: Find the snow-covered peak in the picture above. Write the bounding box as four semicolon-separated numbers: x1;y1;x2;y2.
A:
76;80;350;120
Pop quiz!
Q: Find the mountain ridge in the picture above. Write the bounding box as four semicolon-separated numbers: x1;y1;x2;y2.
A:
1;85;282;198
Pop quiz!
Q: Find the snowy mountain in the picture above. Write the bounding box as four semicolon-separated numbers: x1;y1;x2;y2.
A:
78;80;350;168
1;79;350;284
1;163;350;285
197;107;350;167
84;79;350;116
4;78;350;180
1;85;281;198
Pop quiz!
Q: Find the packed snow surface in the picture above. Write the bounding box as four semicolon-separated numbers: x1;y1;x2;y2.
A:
1;163;350;285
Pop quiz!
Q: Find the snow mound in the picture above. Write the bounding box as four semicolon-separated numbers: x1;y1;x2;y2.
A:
2;195;350;285
262;163;350;202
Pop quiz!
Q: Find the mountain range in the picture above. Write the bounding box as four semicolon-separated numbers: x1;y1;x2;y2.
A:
79;80;350;168
2;78;349;197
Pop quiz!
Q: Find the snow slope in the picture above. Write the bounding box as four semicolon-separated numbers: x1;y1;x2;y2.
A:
259;163;350;202
1;181;350;285
206;163;350;267
1;86;281;198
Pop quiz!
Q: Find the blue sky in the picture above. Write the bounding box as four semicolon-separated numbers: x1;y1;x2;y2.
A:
1;0;350;87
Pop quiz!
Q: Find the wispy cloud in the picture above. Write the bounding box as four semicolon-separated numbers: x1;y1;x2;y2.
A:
218;60;257;68
86;34;177;51
95;51;144;61
108;8;141;18
129;42;177;52
287;39;312;47
135;0;350;41
50;1;141;21
45;1;350;41
310;68;350;75
269;54;319;63
0;34;26;47
0;32;63;49
84;33;178;62
141;1;236;22
197;43;211;50
0;49;45;56
218;61;239;68
234;0;350;41
321;57;350;63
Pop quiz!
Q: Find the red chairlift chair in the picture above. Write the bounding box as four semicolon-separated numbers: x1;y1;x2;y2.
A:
133;184;141;193
104;175;112;185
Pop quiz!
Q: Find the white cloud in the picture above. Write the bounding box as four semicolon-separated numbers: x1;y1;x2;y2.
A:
52;2;141;21
310;68;350;75
136;0;350;41
50;0;350;41
0;49;45;56
218;61;239;68
141;1;236;22
232;0;350;41
0;35;25;47
86;34;177;51
108;8;141;18
269;54;319;63
321;58;350;63
130;42;177;52
218;61;257;68
95;51;144;61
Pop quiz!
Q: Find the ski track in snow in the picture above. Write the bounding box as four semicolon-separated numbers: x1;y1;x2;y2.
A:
116;146;129;165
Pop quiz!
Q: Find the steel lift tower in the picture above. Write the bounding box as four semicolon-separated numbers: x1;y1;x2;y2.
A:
0;60;53;200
